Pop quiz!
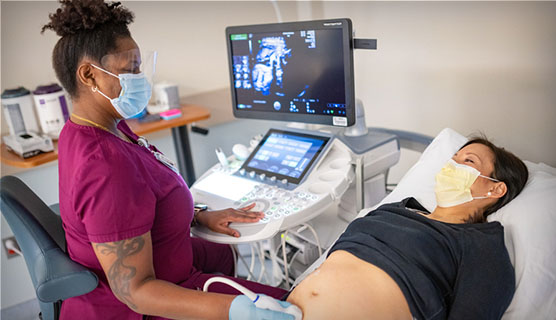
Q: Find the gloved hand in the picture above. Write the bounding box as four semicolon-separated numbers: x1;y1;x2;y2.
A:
229;294;297;320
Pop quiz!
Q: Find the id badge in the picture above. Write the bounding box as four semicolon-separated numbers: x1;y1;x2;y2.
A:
154;151;180;174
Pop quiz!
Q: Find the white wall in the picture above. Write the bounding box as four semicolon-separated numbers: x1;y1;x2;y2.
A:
1;0;555;309
126;1;556;166
2;1;555;164
319;1;556;166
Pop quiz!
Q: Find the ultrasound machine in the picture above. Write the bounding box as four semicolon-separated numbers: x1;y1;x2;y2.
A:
190;19;400;251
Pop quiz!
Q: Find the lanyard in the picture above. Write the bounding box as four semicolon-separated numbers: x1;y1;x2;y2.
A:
137;136;180;175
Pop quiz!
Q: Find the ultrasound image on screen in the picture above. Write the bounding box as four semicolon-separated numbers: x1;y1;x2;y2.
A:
229;29;347;117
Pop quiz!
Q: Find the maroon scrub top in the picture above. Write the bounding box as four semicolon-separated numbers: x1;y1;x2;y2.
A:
58;118;196;319
58;119;286;319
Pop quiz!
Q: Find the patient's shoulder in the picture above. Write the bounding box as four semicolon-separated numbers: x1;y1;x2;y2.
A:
371;197;428;215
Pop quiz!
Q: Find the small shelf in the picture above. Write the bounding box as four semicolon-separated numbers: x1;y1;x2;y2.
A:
0;104;210;169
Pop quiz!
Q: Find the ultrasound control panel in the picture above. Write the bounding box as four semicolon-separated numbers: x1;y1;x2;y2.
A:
232;184;321;225
190;128;353;243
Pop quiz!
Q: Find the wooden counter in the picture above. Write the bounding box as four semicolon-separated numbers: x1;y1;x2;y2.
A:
1;104;210;170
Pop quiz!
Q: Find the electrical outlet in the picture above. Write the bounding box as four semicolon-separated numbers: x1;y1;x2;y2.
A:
2;236;21;259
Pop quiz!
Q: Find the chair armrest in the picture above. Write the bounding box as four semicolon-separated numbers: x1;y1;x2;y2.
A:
35;248;98;303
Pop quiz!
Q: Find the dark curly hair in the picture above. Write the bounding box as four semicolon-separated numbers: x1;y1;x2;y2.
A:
461;136;529;222
41;0;134;98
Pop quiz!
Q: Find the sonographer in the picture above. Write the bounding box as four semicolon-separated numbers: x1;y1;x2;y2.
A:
43;1;294;319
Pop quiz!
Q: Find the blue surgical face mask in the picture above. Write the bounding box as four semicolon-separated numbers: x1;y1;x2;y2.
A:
90;64;152;119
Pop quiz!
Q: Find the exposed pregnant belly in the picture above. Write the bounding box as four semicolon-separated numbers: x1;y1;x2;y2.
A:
287;250;412;320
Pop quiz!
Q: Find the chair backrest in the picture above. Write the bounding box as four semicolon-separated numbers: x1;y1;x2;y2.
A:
0;175;98;320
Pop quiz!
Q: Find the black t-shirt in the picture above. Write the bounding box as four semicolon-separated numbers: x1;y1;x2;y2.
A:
329;198;515;320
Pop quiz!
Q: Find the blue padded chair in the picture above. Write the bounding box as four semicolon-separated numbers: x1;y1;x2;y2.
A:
0;175;98;320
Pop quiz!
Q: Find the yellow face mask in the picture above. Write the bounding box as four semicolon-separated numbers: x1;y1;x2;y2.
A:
434;159;499;207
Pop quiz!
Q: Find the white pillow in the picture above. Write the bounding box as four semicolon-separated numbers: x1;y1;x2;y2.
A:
488;163;556;319
376;128;556;319
378;127;467;210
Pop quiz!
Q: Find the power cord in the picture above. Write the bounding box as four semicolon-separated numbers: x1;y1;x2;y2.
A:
230;244;238;277
280;230;291;290
236;246;257;280
297;223;322;256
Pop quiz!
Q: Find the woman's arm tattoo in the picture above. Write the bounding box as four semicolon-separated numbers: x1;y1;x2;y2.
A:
95;237;145;310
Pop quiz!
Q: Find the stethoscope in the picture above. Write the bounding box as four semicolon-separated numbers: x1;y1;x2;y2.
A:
137;136;180;175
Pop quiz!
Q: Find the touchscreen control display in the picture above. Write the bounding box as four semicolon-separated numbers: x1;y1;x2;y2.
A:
241;129;331;185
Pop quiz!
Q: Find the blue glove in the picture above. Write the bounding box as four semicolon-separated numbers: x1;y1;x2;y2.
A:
229;294;296;320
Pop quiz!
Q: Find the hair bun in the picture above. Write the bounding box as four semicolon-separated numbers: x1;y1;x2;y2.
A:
42;0;134;37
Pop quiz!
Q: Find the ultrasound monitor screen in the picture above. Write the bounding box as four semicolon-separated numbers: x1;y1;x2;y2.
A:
226;19;354;126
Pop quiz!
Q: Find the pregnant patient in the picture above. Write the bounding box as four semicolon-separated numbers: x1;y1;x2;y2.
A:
288;249;412;319
287;139;528;319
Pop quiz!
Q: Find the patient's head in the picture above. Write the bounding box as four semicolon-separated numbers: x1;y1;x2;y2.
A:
454;137;528;221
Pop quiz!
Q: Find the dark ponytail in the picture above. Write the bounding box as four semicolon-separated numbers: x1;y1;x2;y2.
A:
41;0;134;98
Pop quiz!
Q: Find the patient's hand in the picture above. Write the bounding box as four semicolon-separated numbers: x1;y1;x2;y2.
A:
196;203;264;237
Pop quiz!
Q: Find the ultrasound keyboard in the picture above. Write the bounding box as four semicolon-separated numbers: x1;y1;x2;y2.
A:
190;132;353;244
